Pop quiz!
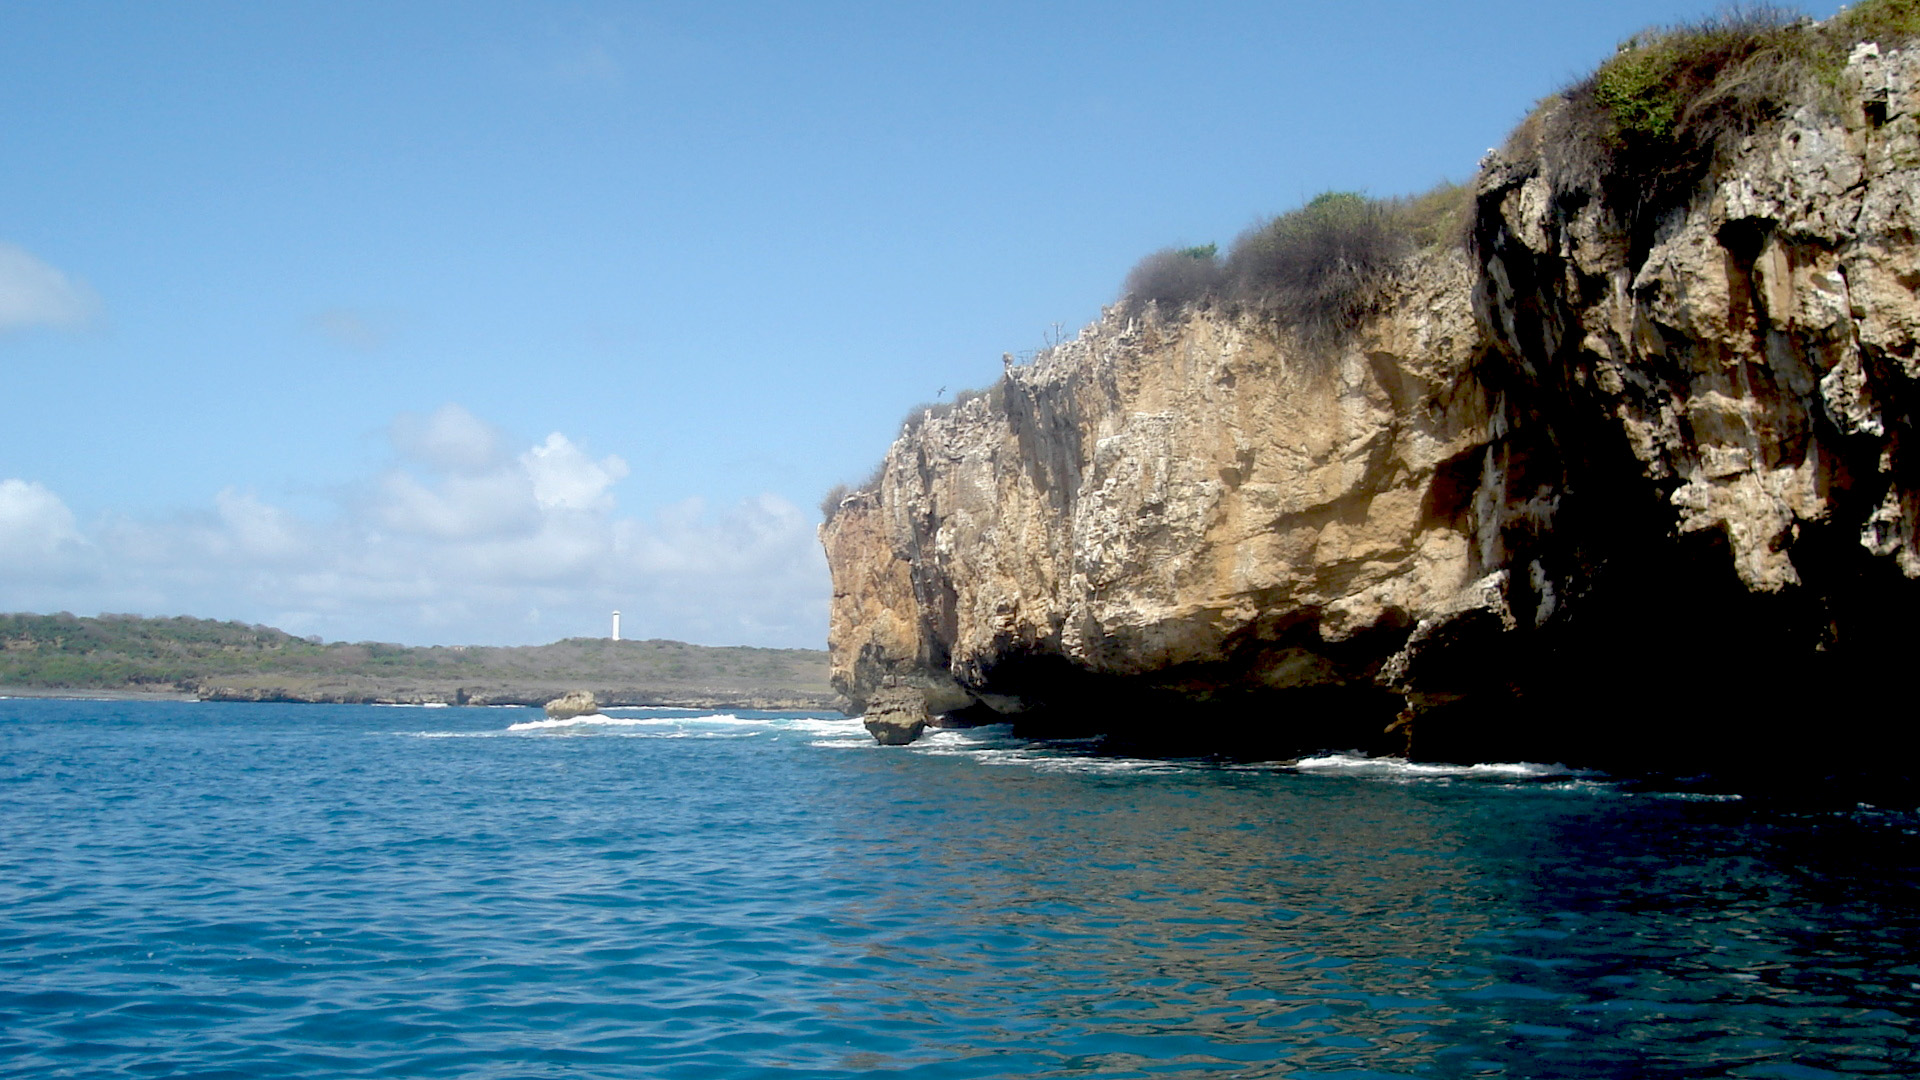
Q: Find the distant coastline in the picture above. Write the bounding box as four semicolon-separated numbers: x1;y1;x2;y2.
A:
0;685;200;702
1;612;844;713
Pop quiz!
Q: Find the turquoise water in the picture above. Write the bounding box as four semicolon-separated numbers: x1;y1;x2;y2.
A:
2;700;1916;1078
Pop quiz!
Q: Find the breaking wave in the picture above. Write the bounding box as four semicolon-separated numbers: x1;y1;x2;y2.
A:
1292;752;1604;784
506;712;742;732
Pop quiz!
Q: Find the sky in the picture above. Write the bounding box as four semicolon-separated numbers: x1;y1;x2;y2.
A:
0;0;1845;649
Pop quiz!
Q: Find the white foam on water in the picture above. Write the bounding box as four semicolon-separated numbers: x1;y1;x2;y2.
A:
1027;754;1195;775
1292;752;1589;782
908;725;1018;752
406;726;760;741
371;701;453;708
804;714;946;750
784;715;867;738
506;712;747;732
896;726;1197;776
1643;790;1744;802
807;724;1623;786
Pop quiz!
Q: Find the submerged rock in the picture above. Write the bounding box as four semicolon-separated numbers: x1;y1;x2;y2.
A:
860;686;929;746
544;690;599;720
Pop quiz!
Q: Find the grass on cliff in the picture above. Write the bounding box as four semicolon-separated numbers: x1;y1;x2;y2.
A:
1125;2;1920;326
1527;0;1920;213
1116;181;1471;348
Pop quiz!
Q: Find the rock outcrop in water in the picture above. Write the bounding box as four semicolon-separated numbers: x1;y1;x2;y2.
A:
544;690;599;720
823;32;1920;767
859;686;932;746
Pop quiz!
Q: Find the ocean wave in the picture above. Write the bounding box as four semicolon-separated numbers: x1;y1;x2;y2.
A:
506;713;743;732
1012;752;1195;775
1292;753;1595;782
783;715;867;738
404;727;760;741
901;727;1201;775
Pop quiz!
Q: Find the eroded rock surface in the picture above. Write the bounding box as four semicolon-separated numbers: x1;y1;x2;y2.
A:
860;686;931;746
544;690;599;721
823;43;1920;769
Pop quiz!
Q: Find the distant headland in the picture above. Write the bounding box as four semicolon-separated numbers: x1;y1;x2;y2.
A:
0;612;840;711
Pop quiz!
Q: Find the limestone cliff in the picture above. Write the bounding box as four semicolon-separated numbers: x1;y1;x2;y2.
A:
823;36;1920;768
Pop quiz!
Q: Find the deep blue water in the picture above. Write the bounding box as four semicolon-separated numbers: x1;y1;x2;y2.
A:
2;700;1917;1079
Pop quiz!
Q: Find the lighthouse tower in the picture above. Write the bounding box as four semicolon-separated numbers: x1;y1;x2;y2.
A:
611;610;621;642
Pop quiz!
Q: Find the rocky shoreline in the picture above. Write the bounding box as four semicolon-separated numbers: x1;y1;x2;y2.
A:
822;29;1920;772
0;686;202;703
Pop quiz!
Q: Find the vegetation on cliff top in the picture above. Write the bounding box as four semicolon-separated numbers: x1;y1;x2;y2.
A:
1522;0;1920;218
1126;0;1920;325
824;0;1920;526
0;612;833;704
1117;182;1471;344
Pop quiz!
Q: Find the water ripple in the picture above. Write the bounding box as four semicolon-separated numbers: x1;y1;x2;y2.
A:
1;701;1916;1077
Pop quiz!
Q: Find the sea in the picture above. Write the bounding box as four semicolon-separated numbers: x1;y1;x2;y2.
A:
2;699;1916;1079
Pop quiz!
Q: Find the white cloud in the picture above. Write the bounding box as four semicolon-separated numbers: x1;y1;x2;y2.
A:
213;489;310;562
0;242;101;333
373;467;538;540
390;404;506;472
523;432;628;511
0;406;828;648
0;479;83;566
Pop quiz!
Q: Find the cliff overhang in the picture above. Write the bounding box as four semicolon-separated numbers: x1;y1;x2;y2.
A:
822;16;1920;775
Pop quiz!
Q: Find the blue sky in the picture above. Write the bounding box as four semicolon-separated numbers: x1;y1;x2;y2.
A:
0;0;1841;648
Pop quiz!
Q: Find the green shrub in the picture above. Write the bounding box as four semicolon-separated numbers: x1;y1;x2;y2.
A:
819;484;850;522
1391;181;1476;251
1588;7;1811;150
1223;191;1410;348
1533;2;1920;218
1120;245;1223;315
1593;35;1688;141
1114;178;1470;345
1833;0;1920;48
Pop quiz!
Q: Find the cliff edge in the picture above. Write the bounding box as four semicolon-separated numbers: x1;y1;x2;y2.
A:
823;18;1920;769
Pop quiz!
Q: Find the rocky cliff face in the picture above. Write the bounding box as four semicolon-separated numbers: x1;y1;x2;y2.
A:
823;41;1920;768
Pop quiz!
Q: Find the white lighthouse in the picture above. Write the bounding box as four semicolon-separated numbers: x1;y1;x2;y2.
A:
611;610;621;642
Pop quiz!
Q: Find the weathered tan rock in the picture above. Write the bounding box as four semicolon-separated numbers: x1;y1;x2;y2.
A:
822;39;1920;767
1475;42;1920;601
821;252;1492;735
860;685;930;745
543;690;599;720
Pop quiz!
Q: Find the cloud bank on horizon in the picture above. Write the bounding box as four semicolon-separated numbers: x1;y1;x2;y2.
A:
0;403;827;649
